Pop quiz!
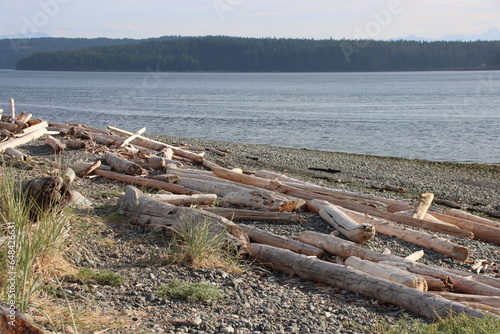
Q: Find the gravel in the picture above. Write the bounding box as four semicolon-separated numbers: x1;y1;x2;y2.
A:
12;135;500;334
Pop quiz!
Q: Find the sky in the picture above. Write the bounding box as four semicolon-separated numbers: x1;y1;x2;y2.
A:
0;0;499;40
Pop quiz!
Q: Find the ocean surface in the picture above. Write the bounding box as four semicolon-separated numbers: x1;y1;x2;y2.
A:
0;70;499;164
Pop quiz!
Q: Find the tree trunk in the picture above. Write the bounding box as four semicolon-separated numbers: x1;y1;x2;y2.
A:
211;166;274;188
297;231;500;296
205;207;306;222
338;206;469;262
344;256;428;291
238;224;325;258
0;127;48;153
248;244;487;320
445;209;500;229
149;193;218;206
104;153;145;176
431;292;500;309
317;201;375;243
4;147;28;161
130;156;166;170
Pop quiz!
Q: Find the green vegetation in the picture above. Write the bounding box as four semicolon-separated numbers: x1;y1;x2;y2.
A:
75;268;126;286
0;167;73;312
15;36;500;72
167;213;244;273
373;313;500;334
157;280;225;302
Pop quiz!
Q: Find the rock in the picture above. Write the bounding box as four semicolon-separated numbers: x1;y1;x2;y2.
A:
220;326;235;333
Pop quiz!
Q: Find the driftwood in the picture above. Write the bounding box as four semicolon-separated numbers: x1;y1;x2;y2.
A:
337;206;469;261
0;127;48;153
45;135;66;152
119;186;247;249
4;147;28;161
104;153;145;176
153;174;180;183
445;209;500;229
66;140;87;150
344;256;428;291
298;231;500;296
315;200;375;243
432;292;500;309
20;176;70;220
412;193;434;219
248;244;486;320
130;156;165;170
150;193;218;206
238;224;325;258
211;166;273;188
205;207;306;222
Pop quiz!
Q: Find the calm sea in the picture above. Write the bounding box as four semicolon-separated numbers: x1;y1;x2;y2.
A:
0;70;499;164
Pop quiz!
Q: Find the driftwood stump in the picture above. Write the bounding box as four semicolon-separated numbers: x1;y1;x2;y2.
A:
20;176;70;220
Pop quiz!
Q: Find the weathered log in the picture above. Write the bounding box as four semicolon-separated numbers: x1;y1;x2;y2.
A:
338;206;469;261
66;140;87;150
130;156;166;170
424;275;453;291
0;301;44;334
441;268;500;290
211;166;274;188
316;200;375;243
413;193;434;219
4;147;28;161
344;256;428;291
0;122;21;132
298;231;500;296
0;129;13;139
20;176;70;220
153;174;180;183
104;153;145;176
248;244;486;320
45;135;66;152
238;224;325;258
9;98;15;118
20;112;33;123
119;186;247;249
432;292;500;309
118;127;146;148
405;250;425;262
282;184;473;239
205;207;306;222
18;121;49;135
68;190;93;209
150;193;218;206
82;168;196;194
445;209;500;229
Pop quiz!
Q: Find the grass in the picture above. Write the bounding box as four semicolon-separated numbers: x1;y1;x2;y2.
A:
0;166;74;312
167;212;245;273
73;267;126;286
156;279;225;302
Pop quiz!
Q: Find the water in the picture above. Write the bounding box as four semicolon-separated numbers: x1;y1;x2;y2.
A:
0;70;499;164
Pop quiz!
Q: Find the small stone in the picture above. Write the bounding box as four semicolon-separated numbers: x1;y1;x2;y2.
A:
145;293;155;301
261;307;274;315
191;316;202;326
220;326;235;333
150;272;156;280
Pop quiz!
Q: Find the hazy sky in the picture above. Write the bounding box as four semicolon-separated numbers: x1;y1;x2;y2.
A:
1;0;499;40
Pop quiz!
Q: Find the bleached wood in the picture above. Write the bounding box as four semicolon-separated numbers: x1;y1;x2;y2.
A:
318;201;375;243
45;135;66;152
205;207;306;222
248;244;487;320
0;127;48;153
9;98;15;118
119;127;146;148
344;256;428;291
104;153;145;176
412;193;434;219
445;209;500;229
150;193;218;206
130;156;166;170
4;147;28;161
432;292;500;309
211;166;274;188
405;250;425;262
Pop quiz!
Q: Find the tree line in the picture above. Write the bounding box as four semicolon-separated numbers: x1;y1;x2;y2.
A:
15;36;500;72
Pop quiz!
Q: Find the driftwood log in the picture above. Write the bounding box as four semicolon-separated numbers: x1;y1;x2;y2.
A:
20;176;70;220
45;135;66;152
104;153;145;176
248;243;487;320
0;301;43;334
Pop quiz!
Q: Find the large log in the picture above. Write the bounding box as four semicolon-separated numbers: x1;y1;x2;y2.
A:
248;244;486;320
279;184;473;239
344;256;428;291
432;292;500;309
412;193;434;219
104;153;145;176
45;135;66;152
150;193;218;206
0;127;48;153
317;201;375;243
445;209;500;229
238;224;325;258
205;207;306;222
211;166;273;188
338;206;469;262
298;231;500;296
119;186;247;249
130;156;166;170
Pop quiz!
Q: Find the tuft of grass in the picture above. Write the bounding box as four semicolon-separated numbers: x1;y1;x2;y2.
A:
373;313;500;334
167;213;245;273
156;280;225;302
0;167;74;312
75;268;126;286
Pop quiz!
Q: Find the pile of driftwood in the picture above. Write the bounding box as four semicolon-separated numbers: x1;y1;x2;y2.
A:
1;104;499;321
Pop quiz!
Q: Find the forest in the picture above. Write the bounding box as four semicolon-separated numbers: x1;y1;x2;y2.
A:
13;36;500;72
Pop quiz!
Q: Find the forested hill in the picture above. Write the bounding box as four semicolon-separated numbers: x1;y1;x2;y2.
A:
0;36;177;69
15;36;500;72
